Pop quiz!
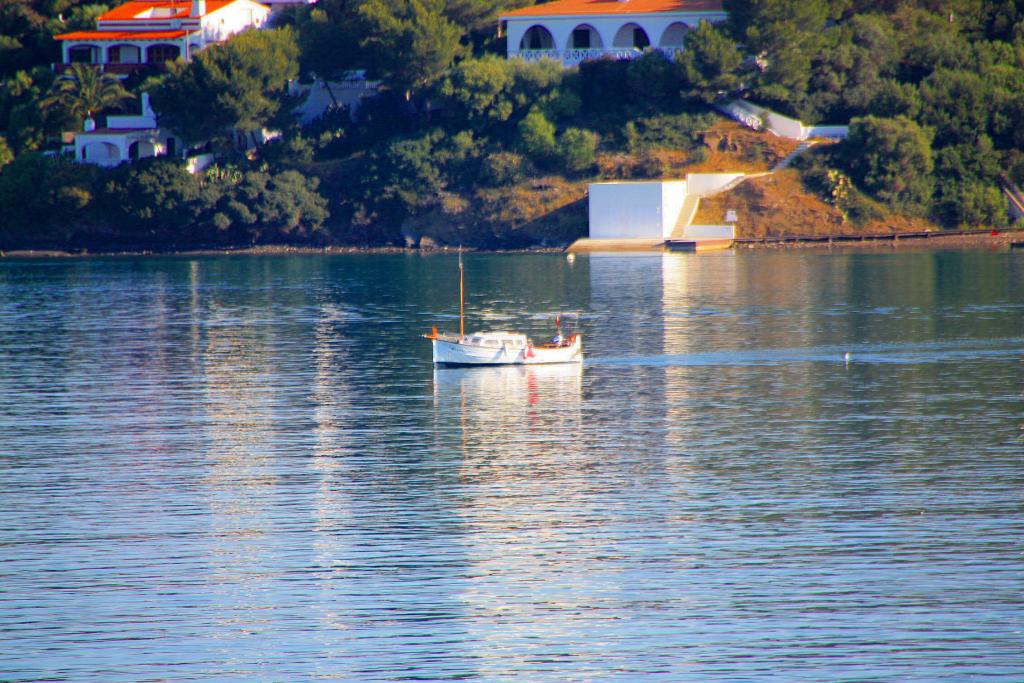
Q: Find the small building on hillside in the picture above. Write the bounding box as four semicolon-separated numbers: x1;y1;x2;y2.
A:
499;0;726;67
54;0;271;76
71;93;181;166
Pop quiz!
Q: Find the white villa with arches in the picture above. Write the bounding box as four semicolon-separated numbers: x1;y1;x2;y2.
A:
54;0;271;76
499;0;727;67
70;93;181;167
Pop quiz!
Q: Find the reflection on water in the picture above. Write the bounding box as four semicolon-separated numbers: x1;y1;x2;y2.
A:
1;252;1023;681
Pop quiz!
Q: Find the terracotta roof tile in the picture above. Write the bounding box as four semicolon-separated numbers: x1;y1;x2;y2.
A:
98;0;236;21
501;0;724;18
55;29;195;40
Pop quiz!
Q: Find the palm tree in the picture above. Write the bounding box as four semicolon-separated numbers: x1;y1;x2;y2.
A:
41;63;134;125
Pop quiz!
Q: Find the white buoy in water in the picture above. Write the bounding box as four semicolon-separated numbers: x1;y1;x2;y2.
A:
844;352;852;363
566;253;576;264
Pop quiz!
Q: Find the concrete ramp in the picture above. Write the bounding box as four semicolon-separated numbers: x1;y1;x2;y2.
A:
1003;182;1024;221
669;194;702;238
567;238;666;253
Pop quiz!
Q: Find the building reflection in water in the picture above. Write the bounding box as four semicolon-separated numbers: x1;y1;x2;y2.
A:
187;260;281;644
308;301;355;639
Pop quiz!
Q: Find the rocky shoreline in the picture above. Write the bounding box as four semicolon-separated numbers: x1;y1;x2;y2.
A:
2;229;1021;259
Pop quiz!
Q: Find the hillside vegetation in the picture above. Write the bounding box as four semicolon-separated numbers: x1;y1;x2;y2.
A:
1;0;1023;250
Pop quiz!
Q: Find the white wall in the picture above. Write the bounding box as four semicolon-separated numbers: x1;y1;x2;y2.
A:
589;181;687;239
200;0;269;42
719;99;852;141
661;182;689;236
805;125;849;139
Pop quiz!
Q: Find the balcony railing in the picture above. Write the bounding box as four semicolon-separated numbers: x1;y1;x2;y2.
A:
510;46;683;66
52;62;166;76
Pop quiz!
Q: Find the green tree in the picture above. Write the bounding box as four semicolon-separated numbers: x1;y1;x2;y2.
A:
443;0;532;33
0;0;48;78
842;115;934;215
439;55;515;124
358;0;465;95
0;67;67;153
150;27;299;145
891;7;972;82
868;79;922;119
438;56;565;136
0;153;98;247
292;0;365;80
0;136;12;170
918;68;994;148
40;62;133;125
97;157;203;241
807;14;899;120
356;129;447;226
724;0;830;116
935;177;1007;228
625;51;679;107
675;20;743;103
211;168;329;241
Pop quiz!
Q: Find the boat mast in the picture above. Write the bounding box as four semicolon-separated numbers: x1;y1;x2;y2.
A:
459;250;465;339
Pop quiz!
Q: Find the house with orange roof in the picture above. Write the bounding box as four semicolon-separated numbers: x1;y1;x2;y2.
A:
499;0;726;67
54;0;271;76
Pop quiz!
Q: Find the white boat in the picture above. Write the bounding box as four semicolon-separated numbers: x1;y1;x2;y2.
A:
425;255;583;366
427;329;582;366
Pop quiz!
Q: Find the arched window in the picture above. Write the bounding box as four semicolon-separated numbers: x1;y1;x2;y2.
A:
519;25;555;51
568;24;603;50
659;22;692;48
612;23;650;49
82;141;120;162
69;45;99;64
146;44;180;63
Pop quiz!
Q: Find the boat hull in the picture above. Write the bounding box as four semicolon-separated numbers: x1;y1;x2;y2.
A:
432;336;582;366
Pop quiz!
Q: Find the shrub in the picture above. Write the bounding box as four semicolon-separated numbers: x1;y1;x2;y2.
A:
842;115;934;215
634;151;669;178
517;109;556;161
0;136;12;170
480;151;529;186
934;177;1008;228
0;153;98;247
557;127;598;175
624;112;715;153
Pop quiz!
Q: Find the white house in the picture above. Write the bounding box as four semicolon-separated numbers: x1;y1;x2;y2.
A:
499;0;727;67
71;93;182;167
54;0;271;76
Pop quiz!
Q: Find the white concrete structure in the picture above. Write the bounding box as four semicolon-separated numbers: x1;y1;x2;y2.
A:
686;172;744;196
73;93;181;167
584;173;744;250
55;0;270;76
717;99;850;141
589;181;689;239
500;0;726;67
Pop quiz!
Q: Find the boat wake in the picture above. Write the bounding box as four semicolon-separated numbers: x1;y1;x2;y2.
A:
592;337;1024;367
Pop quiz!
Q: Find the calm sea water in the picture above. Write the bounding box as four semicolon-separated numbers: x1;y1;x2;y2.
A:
1;251;1022;682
